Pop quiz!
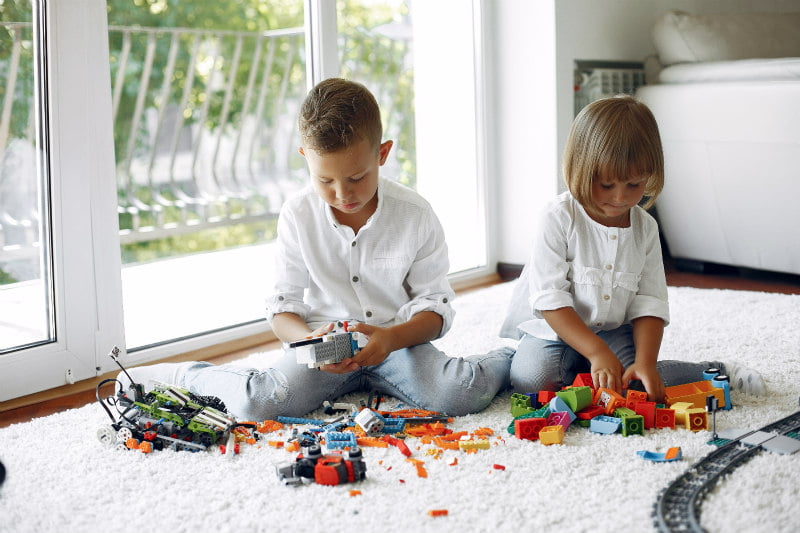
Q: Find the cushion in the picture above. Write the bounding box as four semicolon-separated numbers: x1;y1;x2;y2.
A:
658;57;800;84
653;10;800;66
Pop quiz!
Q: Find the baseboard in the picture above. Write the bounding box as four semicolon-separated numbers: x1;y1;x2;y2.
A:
497;262;524;281
0;330;280;416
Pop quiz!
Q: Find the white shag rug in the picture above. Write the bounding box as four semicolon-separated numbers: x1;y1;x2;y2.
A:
1;282;798;533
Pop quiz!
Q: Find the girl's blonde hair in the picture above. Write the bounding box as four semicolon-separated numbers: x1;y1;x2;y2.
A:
563;95;664;216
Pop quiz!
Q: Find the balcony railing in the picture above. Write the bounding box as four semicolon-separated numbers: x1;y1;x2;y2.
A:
109;24;308;245
1;22;308;265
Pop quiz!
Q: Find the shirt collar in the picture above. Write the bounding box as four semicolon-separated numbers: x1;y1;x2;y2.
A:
322;176;386;231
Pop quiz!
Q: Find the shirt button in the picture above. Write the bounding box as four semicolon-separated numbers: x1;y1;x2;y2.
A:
605;264;613;270
278;296;284;301
351;241;357;247
596;322;602;327
603;295;610;300
443;297;448;304
365;311;373;318
352;276;359;283
610;235;617;240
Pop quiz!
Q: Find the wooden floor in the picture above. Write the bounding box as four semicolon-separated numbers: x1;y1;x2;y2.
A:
1;262;798;428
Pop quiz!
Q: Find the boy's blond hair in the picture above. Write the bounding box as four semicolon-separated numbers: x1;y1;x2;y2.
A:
298;77;383;154
563;95;664;215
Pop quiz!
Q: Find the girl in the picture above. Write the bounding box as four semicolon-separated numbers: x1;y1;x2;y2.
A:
500;95;764;402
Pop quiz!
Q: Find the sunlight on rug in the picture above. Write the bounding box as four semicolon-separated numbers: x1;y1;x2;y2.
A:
0;282;798;533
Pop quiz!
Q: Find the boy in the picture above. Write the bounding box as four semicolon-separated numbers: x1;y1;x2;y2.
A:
120;78;513;420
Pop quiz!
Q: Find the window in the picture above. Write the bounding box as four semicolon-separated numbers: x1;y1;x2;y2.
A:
0;1;54;354
0;0;490;402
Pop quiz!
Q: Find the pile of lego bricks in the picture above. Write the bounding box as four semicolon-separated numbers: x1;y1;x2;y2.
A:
508;369;731;445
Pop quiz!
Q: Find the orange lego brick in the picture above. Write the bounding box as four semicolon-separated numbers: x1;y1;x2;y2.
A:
595;388;626;415
664;447;681;460
664;380;726;409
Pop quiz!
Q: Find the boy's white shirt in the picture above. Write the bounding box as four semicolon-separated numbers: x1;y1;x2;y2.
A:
267;177;455;338
500;191;669;341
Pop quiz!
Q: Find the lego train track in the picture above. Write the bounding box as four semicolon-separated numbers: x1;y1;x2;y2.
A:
653;404;800;533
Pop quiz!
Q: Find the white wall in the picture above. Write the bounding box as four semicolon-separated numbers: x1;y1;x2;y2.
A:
489;0;800;265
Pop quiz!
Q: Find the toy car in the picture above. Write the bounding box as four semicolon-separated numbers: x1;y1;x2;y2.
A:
96;346;237;453
276;443;367;486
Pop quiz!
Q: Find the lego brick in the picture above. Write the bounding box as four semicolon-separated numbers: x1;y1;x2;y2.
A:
510;392;534;418
664;380;726;409
546;411;573;431
514;417;547;441
760;434;800;455
576;405;604;421
589;415;621;435
548;396;577;424
539;425;565;445
595;388;626;415
538;390;555;404
634;401;657;429
654;407;676;429
620;414;645;437
571;373;594;389
556;386;593;412
625;390;648;409
685;409;708;432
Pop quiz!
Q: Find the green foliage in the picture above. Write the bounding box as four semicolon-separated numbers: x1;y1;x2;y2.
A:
0;0;34;140
121;218;277;264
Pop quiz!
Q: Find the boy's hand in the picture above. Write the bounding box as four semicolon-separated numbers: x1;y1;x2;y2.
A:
307;322;335;339
347;322;393;367
622;363;665;403
319;322;388;374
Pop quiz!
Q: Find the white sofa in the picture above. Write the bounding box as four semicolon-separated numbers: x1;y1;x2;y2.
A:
637;10;800;276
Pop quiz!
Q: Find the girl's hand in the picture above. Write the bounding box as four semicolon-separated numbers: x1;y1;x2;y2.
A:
622;363;665;403
589;349;625;394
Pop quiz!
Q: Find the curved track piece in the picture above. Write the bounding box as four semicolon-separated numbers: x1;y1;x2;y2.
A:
653;403;800;533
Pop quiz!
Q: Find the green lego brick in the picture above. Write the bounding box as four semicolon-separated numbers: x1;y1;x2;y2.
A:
614;407;636;418
620;414;645;436
555;386;593;412
510;393;534;418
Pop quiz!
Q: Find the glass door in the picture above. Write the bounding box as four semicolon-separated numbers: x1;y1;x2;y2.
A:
0;1;54;354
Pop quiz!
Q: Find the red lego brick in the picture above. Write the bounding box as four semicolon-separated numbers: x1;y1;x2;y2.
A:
634;400;657;429
654;407;676;429
514;417;547;441
572;373;594;389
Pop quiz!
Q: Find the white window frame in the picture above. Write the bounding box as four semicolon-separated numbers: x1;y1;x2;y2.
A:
0;0;124;401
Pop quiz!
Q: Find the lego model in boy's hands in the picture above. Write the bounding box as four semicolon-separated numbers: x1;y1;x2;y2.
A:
96;346;237;453
286;321;368;368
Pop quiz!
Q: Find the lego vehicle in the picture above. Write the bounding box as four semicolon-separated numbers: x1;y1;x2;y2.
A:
276;443;367;486
286;322;367;368
96;347;237;453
